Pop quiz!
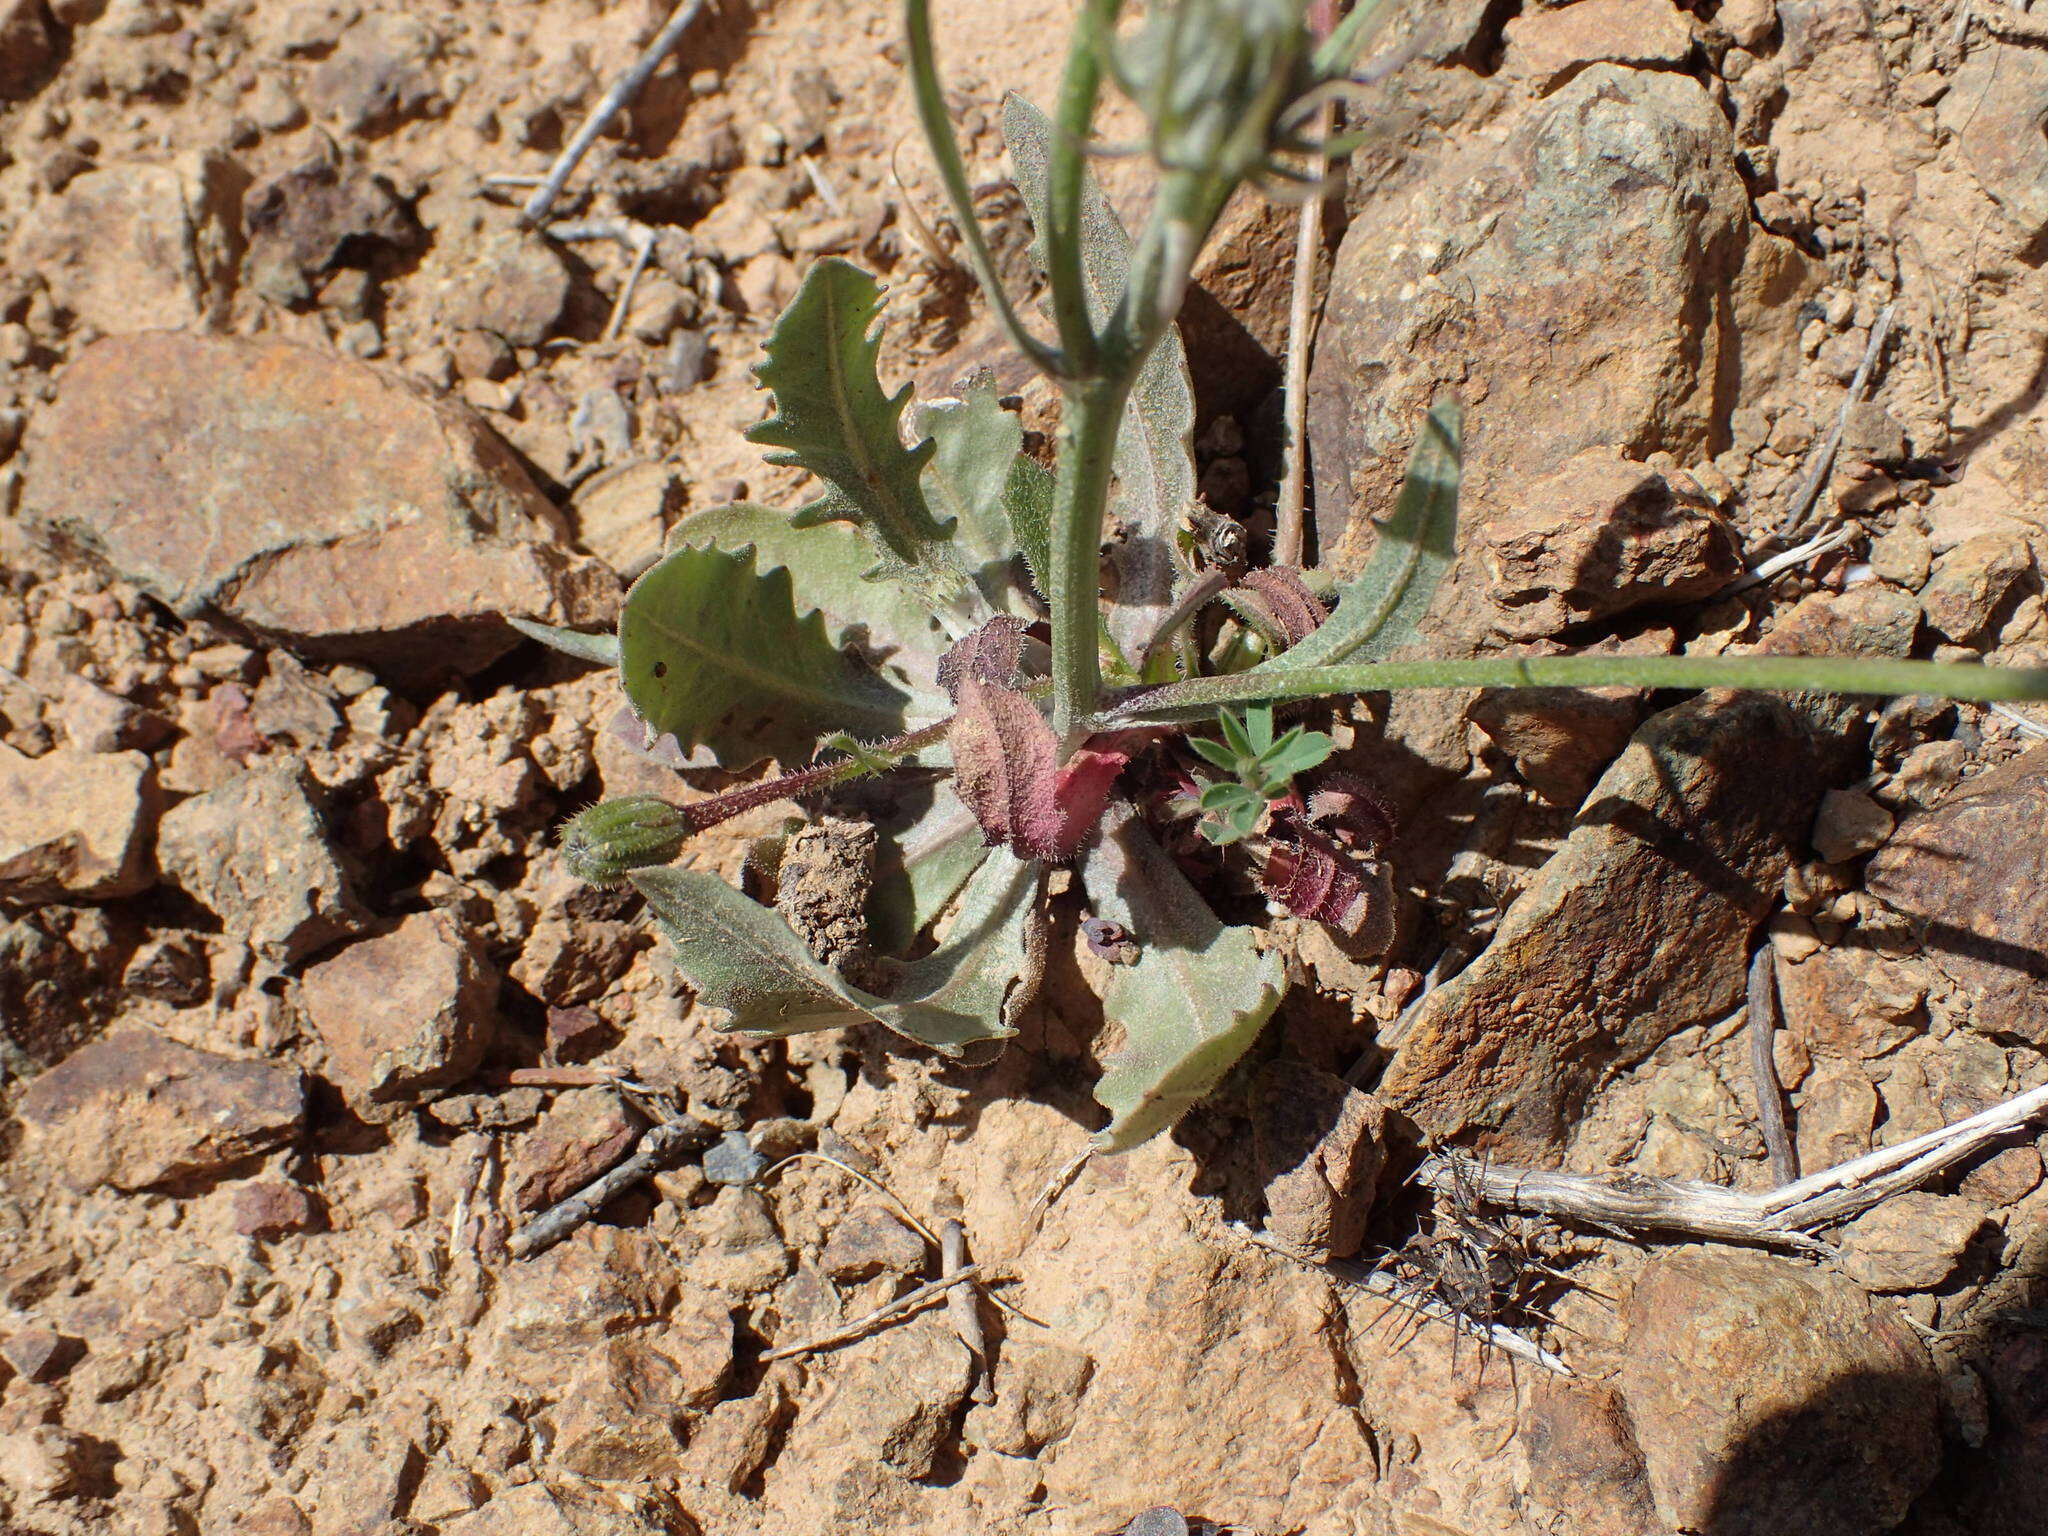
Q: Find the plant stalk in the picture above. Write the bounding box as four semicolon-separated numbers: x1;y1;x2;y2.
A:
1100;654;2048;724
1050;375;1136;735
1044;0;1123;370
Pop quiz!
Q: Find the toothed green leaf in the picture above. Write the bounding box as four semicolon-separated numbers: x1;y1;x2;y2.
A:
1003;92;1198;653
749;258;963;598
1269;398;1462;670
666;502;952;669
1082;806;1287;1149
919;379;1047;613
619;543;914;768
633;848;1038;1054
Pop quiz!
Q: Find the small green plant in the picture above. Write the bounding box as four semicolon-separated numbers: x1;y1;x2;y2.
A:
1188;706;1334;845
525;0;2048;1151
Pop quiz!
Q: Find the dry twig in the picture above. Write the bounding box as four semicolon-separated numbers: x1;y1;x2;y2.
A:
1772;302;1899;543
1272;101;1335;568
758;1266;985;1362
521;0;712;228
546;218;660;343
944;1219;994;1402
1746;946;1799;1184
509;1114;716;1259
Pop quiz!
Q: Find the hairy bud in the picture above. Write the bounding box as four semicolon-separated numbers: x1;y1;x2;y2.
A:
561;796;694;885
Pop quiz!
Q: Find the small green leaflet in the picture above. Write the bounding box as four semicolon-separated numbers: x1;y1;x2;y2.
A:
619;543;913;769
506;614;620;667
633;847;1039;1054
1266;398;1462;671
749;259;959;587
1002;93;1198;655
1081;804;1287;1150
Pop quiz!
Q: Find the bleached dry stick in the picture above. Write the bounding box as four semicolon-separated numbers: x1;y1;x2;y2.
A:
1231;1224;1572;1376
1747;947;1799;1184
509;1115;716;1259
1773;302;1898;542
522;0;712;227
759;1266;984;1362
944;1219;994;1402
1420;1080;2048;1250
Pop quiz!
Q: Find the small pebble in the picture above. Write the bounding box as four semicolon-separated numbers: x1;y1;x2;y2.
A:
702;1130;767;1186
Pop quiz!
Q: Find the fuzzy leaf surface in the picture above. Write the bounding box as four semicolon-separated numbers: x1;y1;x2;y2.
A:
920;380;1050;609
749;259;955;584
666;502;951;677
1081;804;1287;1149
633;848;1038;1054
1004;93;1197;653
620;543;913;767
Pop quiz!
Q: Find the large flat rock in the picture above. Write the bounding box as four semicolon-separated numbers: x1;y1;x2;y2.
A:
20;334;616;685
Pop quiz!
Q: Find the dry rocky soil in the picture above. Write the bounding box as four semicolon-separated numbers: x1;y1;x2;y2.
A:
2;0;2048;1532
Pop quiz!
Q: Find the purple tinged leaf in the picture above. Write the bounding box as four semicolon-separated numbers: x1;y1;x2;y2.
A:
1306;771;1398;856
951;674;1063;859
1227;566;1328;650
937;615;1029;701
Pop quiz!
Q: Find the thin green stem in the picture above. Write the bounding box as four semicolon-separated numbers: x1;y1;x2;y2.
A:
1045;0;1122;371
903;0;1064;379
1098;655;2048;725
1051;375;1135;735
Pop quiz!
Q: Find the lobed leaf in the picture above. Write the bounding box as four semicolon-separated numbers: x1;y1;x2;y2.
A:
921;380;1050;611
1267;397;1462;670
619;543;916;768
749;259;962;594
1003;92;1199;656
633;847;1040;1055
1081;804;1287;1149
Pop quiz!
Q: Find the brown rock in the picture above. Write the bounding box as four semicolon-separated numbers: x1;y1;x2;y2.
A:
157;764;365;966
15;1030;305;1190
545;1327;732;1480
685;1377;793;1494
1251;1061;1385;1262
1810;786;1893;863
820;1205;928;1282
0;1327;81;1384
1309;66;1756;638
0;1425;102;1501
0;744;157;902
120;931;212;1007
796;1316;974;1479
1523;1378;1659;1536
300;910;496;1109
510;879;650;1009
1382;692;1824;1154
1837;1192;1989;1293
303;12;442;136
571;461;686;580
440;1482;698;1536
232;1181;321;1240
1618;1247;1939;1535
1469;685;1645;808
1794;1061;1879;1172
21;335;615;684
1775;945;1926;1062
1502;0;1695;91
1941;41;2048;244
243;143;422;304
11;156;243;334
492;1227;681;1362
970;1339;1094;1457
1866;745;2048;1046
508;1089;642;1212
1480;450;1742;640
0;0;54;99
1918;533;2033;644
53;676;169;754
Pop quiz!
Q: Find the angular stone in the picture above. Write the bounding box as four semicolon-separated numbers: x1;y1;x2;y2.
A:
1919;533;2033;645
507;1089;641;1212
1502;0;1695;91
1382;691;1824;1155
20;335;615;684
820;1205;928;1283
157;764;365;966
300;910;496;1109
15;1030;305;1190
1523;1378;1660;1536
1251;1061;1385;1262
1811;787;1894;864
1866;745;2048;1046
439;1483;696;1536
0;744;157;902
1618;1247;1939;1535
1942;41;2048;244
795;1316;973;1479
10;156;243;334
0;1426;101;1501
243;144;422;303
1480;451;1742;640
232;1181;322;1240
492;1228;681;1363
1775;944;1927;1062
1309;66;1757;642
0;907;125;1075
0;1326;81;1384
1837;1193;1989;1293
303;12;442;136
571;461;685;580
0;0;54;100
1470;685;1645;808
971;1340;1095;1457
545;1325;733;1480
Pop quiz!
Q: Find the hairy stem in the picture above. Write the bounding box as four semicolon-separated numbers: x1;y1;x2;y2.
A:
904;0;1064;377
1051;375;1135;735
677;717;956;833
1100;654;2048;724
1045;0;1122;370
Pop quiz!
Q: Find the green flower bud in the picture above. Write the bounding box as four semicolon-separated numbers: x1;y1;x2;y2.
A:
561;796;694;885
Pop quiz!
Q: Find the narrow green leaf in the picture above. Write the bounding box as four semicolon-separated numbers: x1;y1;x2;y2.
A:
749;259;956;584
1103;654;2048;724
1246;704;1276;755
1082;806;1286;1150
666;502;952;668
1188;736;1239;771
633;848;1039;1055
507;615;621;667
1005;451;1056;598
1004;92;1198;652
1269;398;1463;670
1199;781;1247;810
619;544;914;768
1218;707;1255;760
